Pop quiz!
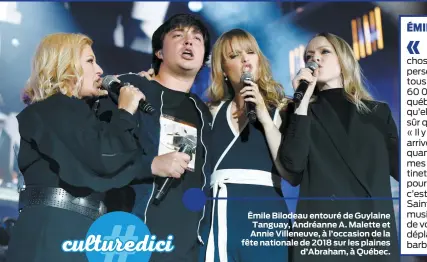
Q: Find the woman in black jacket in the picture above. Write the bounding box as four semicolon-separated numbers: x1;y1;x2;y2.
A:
278;33;399;262
7;33;149;262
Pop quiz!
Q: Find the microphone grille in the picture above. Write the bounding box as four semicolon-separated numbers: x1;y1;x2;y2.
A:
306;61;319;72
141;103;155;114
101;75;118;90
182;135;197;148
240;71;253;83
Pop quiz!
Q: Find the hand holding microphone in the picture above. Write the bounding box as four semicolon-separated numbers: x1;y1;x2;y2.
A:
101;75;155;114
292;61;319;103
151;151;191;179
152;136;196;205
240;71;256;123
117;86;145;114
240;71;269;125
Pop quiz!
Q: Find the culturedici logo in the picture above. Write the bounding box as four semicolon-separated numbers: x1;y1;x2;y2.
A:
61;211;174;262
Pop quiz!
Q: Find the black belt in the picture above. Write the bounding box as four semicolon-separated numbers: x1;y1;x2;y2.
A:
19;187;107;221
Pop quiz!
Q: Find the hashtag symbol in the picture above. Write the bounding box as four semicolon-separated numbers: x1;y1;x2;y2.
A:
102;225;139;262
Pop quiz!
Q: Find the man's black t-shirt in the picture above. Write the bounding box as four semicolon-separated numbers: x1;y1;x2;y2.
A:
98;75;208;261
155;82;203;190
146;81;204;261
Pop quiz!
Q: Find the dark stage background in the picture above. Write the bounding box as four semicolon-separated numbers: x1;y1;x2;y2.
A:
0;2;415;260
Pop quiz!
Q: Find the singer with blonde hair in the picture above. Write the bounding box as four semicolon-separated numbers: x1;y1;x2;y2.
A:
201;28;290;262
7;32;151;262
278;32;399;262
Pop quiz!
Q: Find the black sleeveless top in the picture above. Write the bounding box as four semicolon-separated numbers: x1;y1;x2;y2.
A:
210;100;278;174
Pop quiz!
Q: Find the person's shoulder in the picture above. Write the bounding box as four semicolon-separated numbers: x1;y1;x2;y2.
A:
49;93;91;114
207;102;219;114
365;100;390;112
206;100;226;116
19;94;80;116
116;72;142;82
19;94;93;126
117;72;158;93
17;94;75;138
189;93;206;105
17;103;37;126
189;94;212;120
362;100;393;121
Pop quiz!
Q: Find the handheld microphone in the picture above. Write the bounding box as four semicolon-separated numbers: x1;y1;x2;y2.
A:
153;135;197;205
101;75;155;114
292;61;319;103
241;71;257;124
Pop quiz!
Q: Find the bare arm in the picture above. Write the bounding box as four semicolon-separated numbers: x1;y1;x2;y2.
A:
262;109;292;180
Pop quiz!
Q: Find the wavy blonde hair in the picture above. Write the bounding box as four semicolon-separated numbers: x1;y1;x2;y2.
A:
308;33;373;113
207;29;285;109
23;33;93;104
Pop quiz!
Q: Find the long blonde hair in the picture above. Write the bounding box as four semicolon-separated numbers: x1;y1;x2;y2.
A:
207;29;285;109
308;33;373;113
23;33;93;104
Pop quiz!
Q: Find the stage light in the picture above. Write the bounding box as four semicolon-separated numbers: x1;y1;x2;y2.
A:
0;2;22;25
188;2;203;13
351;20;360;60
374;7;384;50
11;38;19;47
118;2;170;53
296;7;304;14
289;44;305;81
351;6;384;60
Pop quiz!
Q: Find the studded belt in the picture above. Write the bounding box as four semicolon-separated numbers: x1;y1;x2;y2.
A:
19;186;107;221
